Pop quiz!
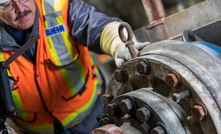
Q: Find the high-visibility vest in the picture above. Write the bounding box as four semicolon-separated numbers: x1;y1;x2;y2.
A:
0;0;102;133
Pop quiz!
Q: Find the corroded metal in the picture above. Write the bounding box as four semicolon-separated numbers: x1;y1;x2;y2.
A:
141;0;166;23
114;68;128;83
172;90;191;103
95;1;221;133
165;72;180;88
187;103;208;124
98;40;221;134
119;22;137;58
135;0;221;47
90;124;126;134
136;59;151;75
102;92;114;105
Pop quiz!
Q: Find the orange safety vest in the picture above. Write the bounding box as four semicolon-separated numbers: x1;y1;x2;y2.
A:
1;0;102;133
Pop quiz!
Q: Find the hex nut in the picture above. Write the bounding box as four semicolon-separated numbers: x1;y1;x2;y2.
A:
187;104;207;123
150;126;165;134
107;103;119;116
114;68;128;83
99;117;110;127
137;60;151;74
136;107;151;122
102;92;114;105
96;113;106;122
119;99;133;114
165;73;180;88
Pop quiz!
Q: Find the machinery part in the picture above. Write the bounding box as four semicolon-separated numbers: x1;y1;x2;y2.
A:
102;92;114;105
135;0;221;47
187;104;207;124
119;99;134;114
150;126;165;134
114;68;128;83
172;90;191;103
182;30;197;42
141;0;166;23
136;106;151;123
90;124;126;134
165;72;180;88
106;103;119;116
118;22;137;58
182;30;204;42
98;40;221;134
99;117;111;127
136;59;151;75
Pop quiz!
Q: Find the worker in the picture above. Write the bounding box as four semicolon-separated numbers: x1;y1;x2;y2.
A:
0;0;147;133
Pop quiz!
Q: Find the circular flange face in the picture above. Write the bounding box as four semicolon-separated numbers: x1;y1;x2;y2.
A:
105;89;187;134
104;49;221;134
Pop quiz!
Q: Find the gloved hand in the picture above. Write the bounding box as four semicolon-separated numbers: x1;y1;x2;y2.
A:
4;123;17;134
114;42;149;67
100;22;150;67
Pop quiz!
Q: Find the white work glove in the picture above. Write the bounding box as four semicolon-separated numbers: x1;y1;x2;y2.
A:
4;123;17;134
114;42;150;67
100;22;150;67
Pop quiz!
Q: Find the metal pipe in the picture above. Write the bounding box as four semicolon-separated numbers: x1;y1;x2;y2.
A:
141;0;166;23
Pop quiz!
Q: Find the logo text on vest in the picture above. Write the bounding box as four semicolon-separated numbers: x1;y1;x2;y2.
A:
45;24;66;37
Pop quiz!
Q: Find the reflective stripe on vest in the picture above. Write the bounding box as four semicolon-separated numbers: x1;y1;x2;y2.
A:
41;0;102;130
0;0;102;133
0;51;38;130
42;0;86;97
0;51;54;133
40;0;102;130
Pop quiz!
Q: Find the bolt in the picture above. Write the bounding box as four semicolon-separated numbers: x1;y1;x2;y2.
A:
99;117;111;127
172;90;190;103
96;113;105;122
136;60;151;74
119;99;133;114
136;107;151;122
114;68;128;83
165;72;180;88
107;103;119;116
150;126;165;134
102;92;114;105
187;104;207;124
96;113;110;123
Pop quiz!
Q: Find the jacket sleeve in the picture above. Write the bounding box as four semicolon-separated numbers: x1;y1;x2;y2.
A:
68;0;122;54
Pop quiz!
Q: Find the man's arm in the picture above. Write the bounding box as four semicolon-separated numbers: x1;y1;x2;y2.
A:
68;0;122;54
68;0;149;67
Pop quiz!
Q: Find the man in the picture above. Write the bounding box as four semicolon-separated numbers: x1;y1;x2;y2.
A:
0;0;146;133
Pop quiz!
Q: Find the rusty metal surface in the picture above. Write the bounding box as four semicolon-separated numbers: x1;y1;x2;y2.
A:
118;23;137;58
90;124;126;134
141;40;221;110
99;40;221;133
141;0;166;23
135;0;221;46
105;90;187;134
